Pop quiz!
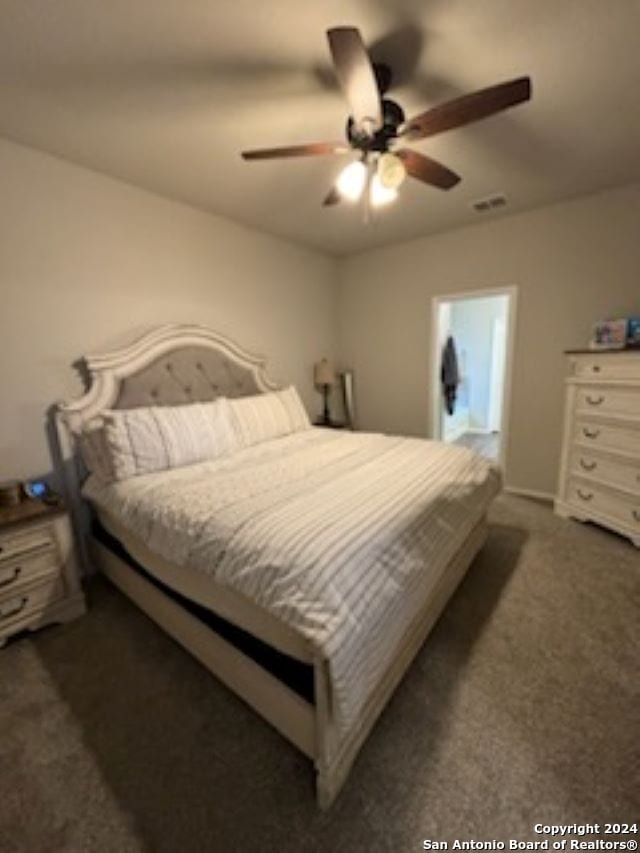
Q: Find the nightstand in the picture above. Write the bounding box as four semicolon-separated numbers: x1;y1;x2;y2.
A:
0;500;86;647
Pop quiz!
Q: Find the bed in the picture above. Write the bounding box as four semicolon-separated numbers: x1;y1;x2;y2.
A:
55;323;501;808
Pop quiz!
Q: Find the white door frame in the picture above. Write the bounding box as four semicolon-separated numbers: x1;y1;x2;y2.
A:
429;285;518;473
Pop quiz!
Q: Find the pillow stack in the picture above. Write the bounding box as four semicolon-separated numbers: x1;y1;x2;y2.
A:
78;386;311;483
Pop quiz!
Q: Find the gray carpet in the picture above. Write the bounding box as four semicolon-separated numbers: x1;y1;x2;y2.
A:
1;495;638;853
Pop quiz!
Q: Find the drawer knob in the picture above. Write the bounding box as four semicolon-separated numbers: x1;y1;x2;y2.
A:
582;427;600;440
579;459;597;472
591;365;601;373
0;566;21;589
0;596;28;622
586;395;605;406
577;489;594;502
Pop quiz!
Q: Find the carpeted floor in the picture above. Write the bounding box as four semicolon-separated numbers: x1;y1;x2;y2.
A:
0;495;638;853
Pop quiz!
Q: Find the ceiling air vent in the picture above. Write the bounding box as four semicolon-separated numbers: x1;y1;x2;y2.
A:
471;194;507;213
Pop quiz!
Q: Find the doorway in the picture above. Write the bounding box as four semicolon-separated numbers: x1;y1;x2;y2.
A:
430;287;517;469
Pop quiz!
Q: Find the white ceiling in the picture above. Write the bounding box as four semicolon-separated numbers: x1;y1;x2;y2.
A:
1;0;639;255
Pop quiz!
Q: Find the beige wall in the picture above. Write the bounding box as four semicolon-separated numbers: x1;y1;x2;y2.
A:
3;134;638;497
0;138;336;480
336;184;640;495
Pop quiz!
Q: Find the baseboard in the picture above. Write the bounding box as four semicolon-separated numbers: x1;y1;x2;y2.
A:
443;426;468;442
504;485;555;503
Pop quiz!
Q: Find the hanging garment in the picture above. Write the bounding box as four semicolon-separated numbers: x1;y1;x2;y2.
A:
441;335;460;416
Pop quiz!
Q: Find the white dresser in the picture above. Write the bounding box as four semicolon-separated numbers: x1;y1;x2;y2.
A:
0;503;86;646
555;350;640;547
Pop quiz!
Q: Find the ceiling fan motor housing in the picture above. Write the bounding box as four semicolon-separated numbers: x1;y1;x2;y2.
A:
347;97;405;153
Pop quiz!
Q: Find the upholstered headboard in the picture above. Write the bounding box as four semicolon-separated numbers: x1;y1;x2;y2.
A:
55;324;279;569
58;324;278;433
114;344;266;409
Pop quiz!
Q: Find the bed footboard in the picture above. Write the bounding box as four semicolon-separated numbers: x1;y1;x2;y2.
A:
313;515;488;809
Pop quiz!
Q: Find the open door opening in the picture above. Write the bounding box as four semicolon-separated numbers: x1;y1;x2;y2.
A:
431;288;516;469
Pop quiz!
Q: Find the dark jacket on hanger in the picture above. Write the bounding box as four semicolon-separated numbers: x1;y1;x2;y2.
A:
441;336;460;416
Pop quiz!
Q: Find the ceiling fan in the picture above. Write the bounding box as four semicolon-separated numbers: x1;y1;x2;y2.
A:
241;27;531;211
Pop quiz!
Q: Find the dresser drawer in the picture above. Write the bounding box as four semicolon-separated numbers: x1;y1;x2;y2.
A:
571;450;640;495
0;549;60;595
0;525;56;564
571;354;640;381
567;479;640;532
575;387;640;419
574;419;640;456
0;576;65;629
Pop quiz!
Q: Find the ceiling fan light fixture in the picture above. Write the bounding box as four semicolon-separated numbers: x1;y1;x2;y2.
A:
377;152;406;189
370;173;398;207
336;160;367;201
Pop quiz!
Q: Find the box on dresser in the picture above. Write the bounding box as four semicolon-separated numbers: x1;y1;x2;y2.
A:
555;350;640;548
0;500;86;647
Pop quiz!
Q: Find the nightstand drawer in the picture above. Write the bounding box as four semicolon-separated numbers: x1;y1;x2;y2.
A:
0;549;60;595
0;576;65;629
0;526;56;564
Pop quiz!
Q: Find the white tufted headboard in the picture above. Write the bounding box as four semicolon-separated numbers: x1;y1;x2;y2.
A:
55;324;279;570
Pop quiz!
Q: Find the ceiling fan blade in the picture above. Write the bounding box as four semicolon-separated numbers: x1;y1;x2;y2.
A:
242;142;347;160
323;187;342;206
396;149;461;190
403;77;531;141
327;26;382;133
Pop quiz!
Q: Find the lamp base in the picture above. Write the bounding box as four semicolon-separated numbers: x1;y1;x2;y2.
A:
315;414;334;427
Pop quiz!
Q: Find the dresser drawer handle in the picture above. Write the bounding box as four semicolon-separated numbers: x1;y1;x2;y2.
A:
577;489;594;502
582;427;600;440
0;596;28;621
633;510;640;523
579;459;597;472
0;566;22;589
586;395;605;406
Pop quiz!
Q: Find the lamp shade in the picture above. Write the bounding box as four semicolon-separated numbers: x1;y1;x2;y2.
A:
314;359;336;386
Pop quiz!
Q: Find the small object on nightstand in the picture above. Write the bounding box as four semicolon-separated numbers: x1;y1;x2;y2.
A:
0;480;21;508
0;498;86;648
23;479;61;506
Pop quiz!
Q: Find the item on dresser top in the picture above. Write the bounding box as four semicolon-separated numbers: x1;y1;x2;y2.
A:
590;318;628;350
627;317;640;348
0;500;86;647
555;350;640;548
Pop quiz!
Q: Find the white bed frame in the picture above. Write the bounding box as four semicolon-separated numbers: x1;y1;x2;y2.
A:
56;323;488;808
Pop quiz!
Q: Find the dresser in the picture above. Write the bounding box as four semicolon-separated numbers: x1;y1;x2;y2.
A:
0;501;86;647
555;350;640;547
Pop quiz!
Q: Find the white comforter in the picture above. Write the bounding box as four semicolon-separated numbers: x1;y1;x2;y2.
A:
84;429;501;740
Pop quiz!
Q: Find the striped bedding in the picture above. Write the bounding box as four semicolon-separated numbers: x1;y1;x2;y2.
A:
84;428;501;743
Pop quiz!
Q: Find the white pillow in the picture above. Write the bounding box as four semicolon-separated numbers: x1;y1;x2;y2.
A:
228;386;310;448
102;398;238;481
278;386;311;433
